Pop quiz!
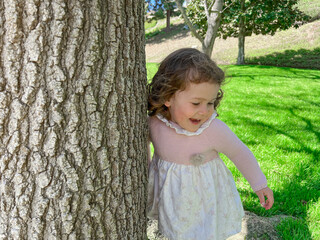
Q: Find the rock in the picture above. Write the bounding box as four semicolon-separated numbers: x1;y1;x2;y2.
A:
147;211;294;240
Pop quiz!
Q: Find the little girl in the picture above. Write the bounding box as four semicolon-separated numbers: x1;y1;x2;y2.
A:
147;48;274;240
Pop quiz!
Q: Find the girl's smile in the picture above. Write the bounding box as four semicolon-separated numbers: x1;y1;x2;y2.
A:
190;118;201;125
165;82;220;132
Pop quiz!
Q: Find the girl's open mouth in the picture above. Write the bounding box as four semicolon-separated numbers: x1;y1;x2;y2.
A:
190;118;201;124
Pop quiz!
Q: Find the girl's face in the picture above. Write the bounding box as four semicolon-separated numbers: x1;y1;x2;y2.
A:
165;82;220;132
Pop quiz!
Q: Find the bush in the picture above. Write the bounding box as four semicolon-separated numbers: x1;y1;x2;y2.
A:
154;9;165;19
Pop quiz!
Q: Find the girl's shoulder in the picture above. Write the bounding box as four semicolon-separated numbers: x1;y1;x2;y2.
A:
148;115;167;136
210;117;228;129
149;114;175;130
148;115;161;128
207;117;235;137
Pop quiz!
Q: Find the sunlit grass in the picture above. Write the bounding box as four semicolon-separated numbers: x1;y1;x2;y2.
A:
147;63;320;239
145;17;184;40
145;19;157;30
219;65;320;239
296;0;320;19
276;218;312;239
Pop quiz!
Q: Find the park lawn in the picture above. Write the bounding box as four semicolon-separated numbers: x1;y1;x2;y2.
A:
147;62;320;239
296;0;320;19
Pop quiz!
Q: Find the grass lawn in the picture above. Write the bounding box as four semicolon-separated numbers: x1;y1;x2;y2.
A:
145;17;183;40
147;62;320;239
296;0;320;19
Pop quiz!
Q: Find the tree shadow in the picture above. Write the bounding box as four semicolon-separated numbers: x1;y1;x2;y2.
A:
234;104;320;164
231;101;319;239
146;23;191;44
238;188;314;239
245;48;320;70
240;211;311;240
223;64;320;83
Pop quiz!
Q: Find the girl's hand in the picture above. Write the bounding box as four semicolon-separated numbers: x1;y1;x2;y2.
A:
255;187;274;210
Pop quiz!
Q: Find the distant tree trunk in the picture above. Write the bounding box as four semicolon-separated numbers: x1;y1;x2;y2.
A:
203;0;224;57
166;9;171;31
0;0;148;239
237;0;245;64
175;0;224;57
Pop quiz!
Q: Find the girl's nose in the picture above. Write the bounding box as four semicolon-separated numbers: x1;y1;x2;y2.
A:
199;104;209;115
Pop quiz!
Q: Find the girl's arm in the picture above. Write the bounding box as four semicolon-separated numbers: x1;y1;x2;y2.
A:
211;119;274;209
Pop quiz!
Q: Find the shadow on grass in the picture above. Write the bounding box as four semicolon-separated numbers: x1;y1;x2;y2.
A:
238;104;320;165
246;48;320;70
224;80;320;235
239;188;313;239
233;102;319;238
223;64;320;83
146;23;190;44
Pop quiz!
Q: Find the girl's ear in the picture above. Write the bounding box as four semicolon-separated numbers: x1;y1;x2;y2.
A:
165;94;174;107
164;100;171;107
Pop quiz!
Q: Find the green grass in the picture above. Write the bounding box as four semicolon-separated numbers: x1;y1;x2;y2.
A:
296;0;320;19
145;27;165;40
145;17;184;39
276;218;312;239
246;48;320;70
145;19;157;30
220;65;320;239
145;19;167;40
243;20;320;70
147;63;320;239
212;19;320;70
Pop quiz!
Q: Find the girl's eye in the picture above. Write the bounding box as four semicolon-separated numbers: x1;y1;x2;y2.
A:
192;103;200;106
208;102;214;105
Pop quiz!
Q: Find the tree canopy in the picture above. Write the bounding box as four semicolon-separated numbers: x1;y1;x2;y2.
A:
146;0;176;11
186;0;310;63
187;0;309;39
175;0;225;56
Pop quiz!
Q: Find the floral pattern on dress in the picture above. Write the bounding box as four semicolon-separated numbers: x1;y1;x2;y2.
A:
147;156;245;240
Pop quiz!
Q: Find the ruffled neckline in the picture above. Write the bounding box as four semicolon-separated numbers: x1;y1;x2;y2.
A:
156;112;217;136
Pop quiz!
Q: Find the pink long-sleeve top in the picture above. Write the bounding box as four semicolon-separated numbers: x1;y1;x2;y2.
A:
149;112;267;192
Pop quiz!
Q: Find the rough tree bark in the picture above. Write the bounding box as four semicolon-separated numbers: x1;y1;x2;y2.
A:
0;0;148;239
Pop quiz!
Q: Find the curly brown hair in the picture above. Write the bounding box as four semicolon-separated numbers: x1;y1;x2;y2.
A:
148;48;225;119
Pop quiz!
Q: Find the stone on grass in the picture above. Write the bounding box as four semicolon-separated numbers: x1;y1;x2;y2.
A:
147;211;294;240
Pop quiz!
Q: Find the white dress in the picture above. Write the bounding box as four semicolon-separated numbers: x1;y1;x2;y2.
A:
147;115;245;240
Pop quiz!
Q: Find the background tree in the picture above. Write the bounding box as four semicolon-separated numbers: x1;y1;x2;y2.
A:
187;0;310;64
175;0;225;56
0;0;148;239
146;0;178;31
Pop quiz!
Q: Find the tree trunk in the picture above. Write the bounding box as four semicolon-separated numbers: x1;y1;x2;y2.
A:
166;9;171;31
237;0;245;64
0;0;148;239
202;0;224;57
237;28;245;65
